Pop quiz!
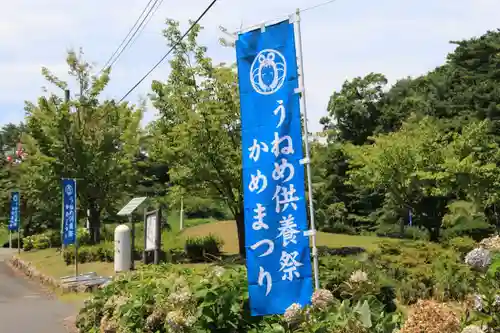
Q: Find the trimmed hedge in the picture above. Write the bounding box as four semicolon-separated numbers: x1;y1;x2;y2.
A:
184;234;224;262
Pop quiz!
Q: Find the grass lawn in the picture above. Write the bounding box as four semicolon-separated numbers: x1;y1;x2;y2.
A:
18;221;393;280
181;220;390;254
19;248;116;278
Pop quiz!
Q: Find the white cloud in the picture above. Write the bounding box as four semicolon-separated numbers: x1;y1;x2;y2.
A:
1;0;500;131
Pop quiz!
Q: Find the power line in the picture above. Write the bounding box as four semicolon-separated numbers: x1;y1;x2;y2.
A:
300;0;338;13
235;0;338;35
119;0;218;102
99;0;163;74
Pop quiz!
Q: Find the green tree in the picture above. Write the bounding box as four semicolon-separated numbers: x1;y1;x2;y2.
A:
21;49;143;241
321;73;388;145
0;123;25;227
345;116;500;240
149;20;244;255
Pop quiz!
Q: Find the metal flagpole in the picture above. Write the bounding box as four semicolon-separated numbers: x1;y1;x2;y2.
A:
294;8;320;290
74;179;78;277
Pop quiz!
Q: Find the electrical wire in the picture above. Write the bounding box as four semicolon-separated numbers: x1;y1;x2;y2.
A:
300;0;338;13
119;0;218;102
235;0;338;35
99;0;163;74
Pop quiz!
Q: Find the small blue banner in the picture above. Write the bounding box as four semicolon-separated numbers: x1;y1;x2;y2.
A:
62;179;77;245
236;19;313;316
9;191;20;231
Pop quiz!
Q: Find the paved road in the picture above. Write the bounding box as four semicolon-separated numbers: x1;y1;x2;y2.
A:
0;249;75;333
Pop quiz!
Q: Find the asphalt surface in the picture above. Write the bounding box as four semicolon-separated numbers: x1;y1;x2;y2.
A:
0;249;75;333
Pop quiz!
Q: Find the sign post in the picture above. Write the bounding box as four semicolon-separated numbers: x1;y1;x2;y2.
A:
144;208;162;264
235;14;317;316
9;191;20;253
62;179;77;276
117;197;147;270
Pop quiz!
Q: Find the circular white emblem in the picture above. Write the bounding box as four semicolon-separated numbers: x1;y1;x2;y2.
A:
12;194;18;202
250;49;287;95
65;184;73;196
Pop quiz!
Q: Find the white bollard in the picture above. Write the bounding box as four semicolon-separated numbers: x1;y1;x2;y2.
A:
114;224;131;272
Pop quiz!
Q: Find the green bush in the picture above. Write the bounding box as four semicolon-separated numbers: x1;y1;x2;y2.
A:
320;241;475;306
76;264;403;333
376;224;430;241
445;236;476;256
63;243;114;265
22;236;34;251
486;253;500;277
465;275;500;331
32;233;50;249
184;234;224;262
45;229;62;248
441;219;495;241
23;232;54;251
321;222;357;235
77;227;92;246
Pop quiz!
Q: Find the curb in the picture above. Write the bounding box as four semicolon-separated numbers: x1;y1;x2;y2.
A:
8;256;60;289
7;255;109;294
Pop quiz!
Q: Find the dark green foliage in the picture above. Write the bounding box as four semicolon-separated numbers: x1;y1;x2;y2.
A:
184;234;224;262
317;245;366;257
465;275;500;331
320;241;477;307
313;29;500;243
63;243;115;265
445;236;476;256
376;224;430;241
76;264;404;333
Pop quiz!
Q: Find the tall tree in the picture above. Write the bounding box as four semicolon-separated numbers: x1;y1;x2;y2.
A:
149;20;244;255
21;49;143;241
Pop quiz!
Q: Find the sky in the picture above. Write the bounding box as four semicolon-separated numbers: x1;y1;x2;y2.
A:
0;0;499;133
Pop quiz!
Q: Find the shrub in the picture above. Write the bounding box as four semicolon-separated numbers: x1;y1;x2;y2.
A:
317;246;366;257
23;233;53;251
486;253;500;277
77;228;92;246
376;224;430;241
446;236;476;256
63;243;114;265
22;236;34;251
465;276;500;331
365;241;475;305
399;300;460;333
76;265;265;333
441;219;494;242
76;264;404;333
32;233;50;250
321;222;357;235
184;234;224;262
45;229;62;248
479;234;500;252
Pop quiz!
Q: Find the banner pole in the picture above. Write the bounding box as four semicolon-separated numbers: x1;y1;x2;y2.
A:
17;195;20;255
17;225;20;255
9;231;12;249
74;179;78;277
295;9;320;290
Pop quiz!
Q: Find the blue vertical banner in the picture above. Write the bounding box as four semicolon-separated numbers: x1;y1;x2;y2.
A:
236;19;313;316
409;208;413;226
9;191;20;231
62;179;77;245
